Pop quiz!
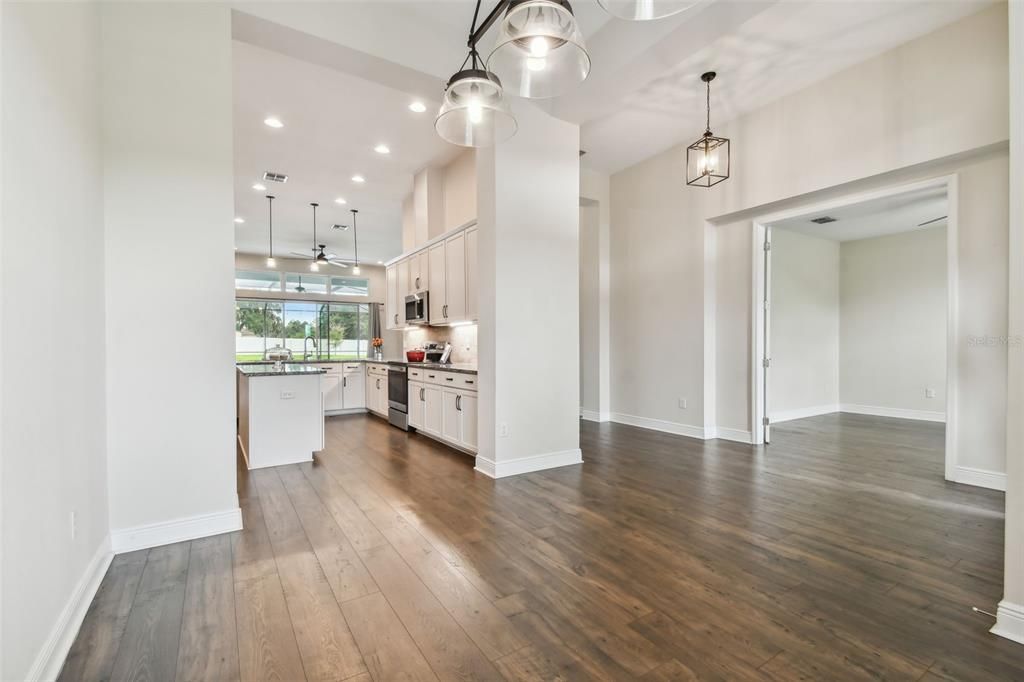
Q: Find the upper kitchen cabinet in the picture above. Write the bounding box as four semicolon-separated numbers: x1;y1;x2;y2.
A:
385;263;401;330
408;250;428;295
444;231;467;322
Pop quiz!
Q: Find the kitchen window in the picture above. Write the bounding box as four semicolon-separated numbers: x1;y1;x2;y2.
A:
235;270;282;292
235;298;370;361
330;276;369;296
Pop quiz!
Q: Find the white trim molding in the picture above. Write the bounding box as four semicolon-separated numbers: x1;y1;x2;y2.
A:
26;538;113;682
770;404;840;423
839;403;945;423
714;427;753;444
609;412;706;440
110;507;243;554
579;408;610;423
952;466;1007;492
992;601;1024;645
474;448;583;479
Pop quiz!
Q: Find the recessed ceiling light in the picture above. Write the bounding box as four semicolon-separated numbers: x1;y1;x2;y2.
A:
234;217;245;224
263;117;284;128
352;175;365;183
409;101;427;113
374;144;390;154
335;197;347;205
377;260;384;264
252;183;266;191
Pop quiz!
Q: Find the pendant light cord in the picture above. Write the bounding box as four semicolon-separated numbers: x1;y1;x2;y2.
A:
311;202;318;258
351;210;359;267
267;195;275;259
705;78;711;135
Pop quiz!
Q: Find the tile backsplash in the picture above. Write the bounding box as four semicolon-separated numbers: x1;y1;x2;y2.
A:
403;325;478;365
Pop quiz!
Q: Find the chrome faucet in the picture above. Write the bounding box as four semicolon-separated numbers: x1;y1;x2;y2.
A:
303;336;318;361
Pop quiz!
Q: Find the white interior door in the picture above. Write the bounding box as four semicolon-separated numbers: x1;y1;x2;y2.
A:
763;226;773;444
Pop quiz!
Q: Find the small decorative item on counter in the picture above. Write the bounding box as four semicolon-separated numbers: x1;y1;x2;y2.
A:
372;337;383;360
406;349;425;362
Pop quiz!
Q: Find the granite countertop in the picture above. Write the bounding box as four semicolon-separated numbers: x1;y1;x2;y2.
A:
237;358;478;375
387;360;478;375
237;363;327;377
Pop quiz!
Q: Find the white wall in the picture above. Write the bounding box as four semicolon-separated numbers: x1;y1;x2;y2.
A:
102;3;240;540
611;4;1009;476
768;229;840;418
443;149;476;232
1;3;109;679
477;103;581;476
840;227;947;414
580;167;611;421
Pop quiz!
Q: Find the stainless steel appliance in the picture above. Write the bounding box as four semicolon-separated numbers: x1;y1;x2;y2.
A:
404;292;429;325
423;343;445;363
387;362;409;430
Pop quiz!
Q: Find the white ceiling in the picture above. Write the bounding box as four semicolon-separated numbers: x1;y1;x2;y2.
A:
769;185;948;242
232;40;462;264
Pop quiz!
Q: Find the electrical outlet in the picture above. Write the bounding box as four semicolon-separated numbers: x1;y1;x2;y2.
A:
925;388;936;399
499;423;510;438
678;398;688;409
70;511;77;540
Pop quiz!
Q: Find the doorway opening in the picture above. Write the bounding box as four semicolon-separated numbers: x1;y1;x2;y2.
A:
751;176;958;482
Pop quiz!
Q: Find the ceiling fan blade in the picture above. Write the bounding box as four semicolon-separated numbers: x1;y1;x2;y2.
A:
917;215;948;227
289;251;314;258
329;261;349;268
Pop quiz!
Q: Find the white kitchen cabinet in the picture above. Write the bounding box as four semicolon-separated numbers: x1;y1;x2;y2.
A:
427;242;446;323
385;265;400;330
321;366;343;412
397;259;410;315
444;232;467;322
408;251;428;294
408;381;425;429
465;227;478;321
342;363;365;409
422;384;443;436
459;392;478;450
441;390;460;443
366;364;389;416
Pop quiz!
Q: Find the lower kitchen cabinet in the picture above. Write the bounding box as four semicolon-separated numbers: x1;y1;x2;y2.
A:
321;366;343;412
408;371;477;453
366;363;389;416
341;363;365;410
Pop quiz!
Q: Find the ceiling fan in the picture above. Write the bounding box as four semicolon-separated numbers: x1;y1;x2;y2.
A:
289;245;350;268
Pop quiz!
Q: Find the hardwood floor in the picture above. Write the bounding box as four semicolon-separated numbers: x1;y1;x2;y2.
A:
60;412;1023;681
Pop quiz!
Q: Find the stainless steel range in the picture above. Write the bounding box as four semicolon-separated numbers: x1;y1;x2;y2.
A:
387;362;409;430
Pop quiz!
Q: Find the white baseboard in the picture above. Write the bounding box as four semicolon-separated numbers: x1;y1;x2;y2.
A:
609;412;706;439
475;448;583;479
714;427;753;444
951;465;1007;491
839;403;946;423
111;507;243;554
770;404;839;423
579;409;610;423
992;600;1024;644
26;537;113;682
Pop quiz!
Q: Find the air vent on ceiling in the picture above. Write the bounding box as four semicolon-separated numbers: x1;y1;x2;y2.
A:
810;216;837;224
332;223;349;231
262;171;289;183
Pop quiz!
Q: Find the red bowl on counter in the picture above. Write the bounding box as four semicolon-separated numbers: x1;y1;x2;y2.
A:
406;350;425;362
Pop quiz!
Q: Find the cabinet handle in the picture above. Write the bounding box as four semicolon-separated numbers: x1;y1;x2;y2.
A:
456;395;462;411
376;378;380;389
343;377;347;387
466;380;474;384
445;377;454;382
428;374;435;378
420;387;425;401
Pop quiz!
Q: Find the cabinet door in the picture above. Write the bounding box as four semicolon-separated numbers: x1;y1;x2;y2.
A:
441;389;460;443
408;382;425;428
342;366;365;409
465;227;478;321
415;251;429;293
459;392;478;451
427;243;446;323
445;232;467;322
385;265;399;330
423;385;442;436
397;259;410;310
321;370;343;412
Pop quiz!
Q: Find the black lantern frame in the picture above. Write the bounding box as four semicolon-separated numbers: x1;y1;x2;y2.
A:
686;71;730;188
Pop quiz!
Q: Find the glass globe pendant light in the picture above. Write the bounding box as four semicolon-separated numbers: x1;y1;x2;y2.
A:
309;202;322;272
436;50;517;147
596;0;696;21
487;0;590;99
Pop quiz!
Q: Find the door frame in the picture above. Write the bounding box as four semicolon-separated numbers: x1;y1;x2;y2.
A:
750;175;959;481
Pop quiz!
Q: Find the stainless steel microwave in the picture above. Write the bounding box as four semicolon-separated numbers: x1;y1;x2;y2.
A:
404;292;429;325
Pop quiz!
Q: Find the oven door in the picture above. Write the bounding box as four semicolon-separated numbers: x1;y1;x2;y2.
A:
388;365;408;412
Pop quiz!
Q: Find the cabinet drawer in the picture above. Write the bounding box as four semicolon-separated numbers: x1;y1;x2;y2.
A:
343;363;362;373
408;367;424;380
455;374;477;391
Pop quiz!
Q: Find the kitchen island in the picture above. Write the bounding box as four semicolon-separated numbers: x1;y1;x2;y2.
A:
237;364;325;469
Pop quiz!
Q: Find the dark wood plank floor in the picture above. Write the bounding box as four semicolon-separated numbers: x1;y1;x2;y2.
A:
61;412;1024;681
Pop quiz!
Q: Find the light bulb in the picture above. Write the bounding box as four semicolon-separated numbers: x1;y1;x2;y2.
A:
352;266;361;275
527;58;547;72
310;262;319;272
529;36;550;58
266;257;276;267
467;99;483;125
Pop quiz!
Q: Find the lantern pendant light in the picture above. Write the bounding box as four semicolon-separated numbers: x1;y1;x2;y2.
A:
436;51;517;148
350;209;361;275
487;0;591;99
686;71;730;188
309;202;321;272
596;0;696;21
265;195;277;267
